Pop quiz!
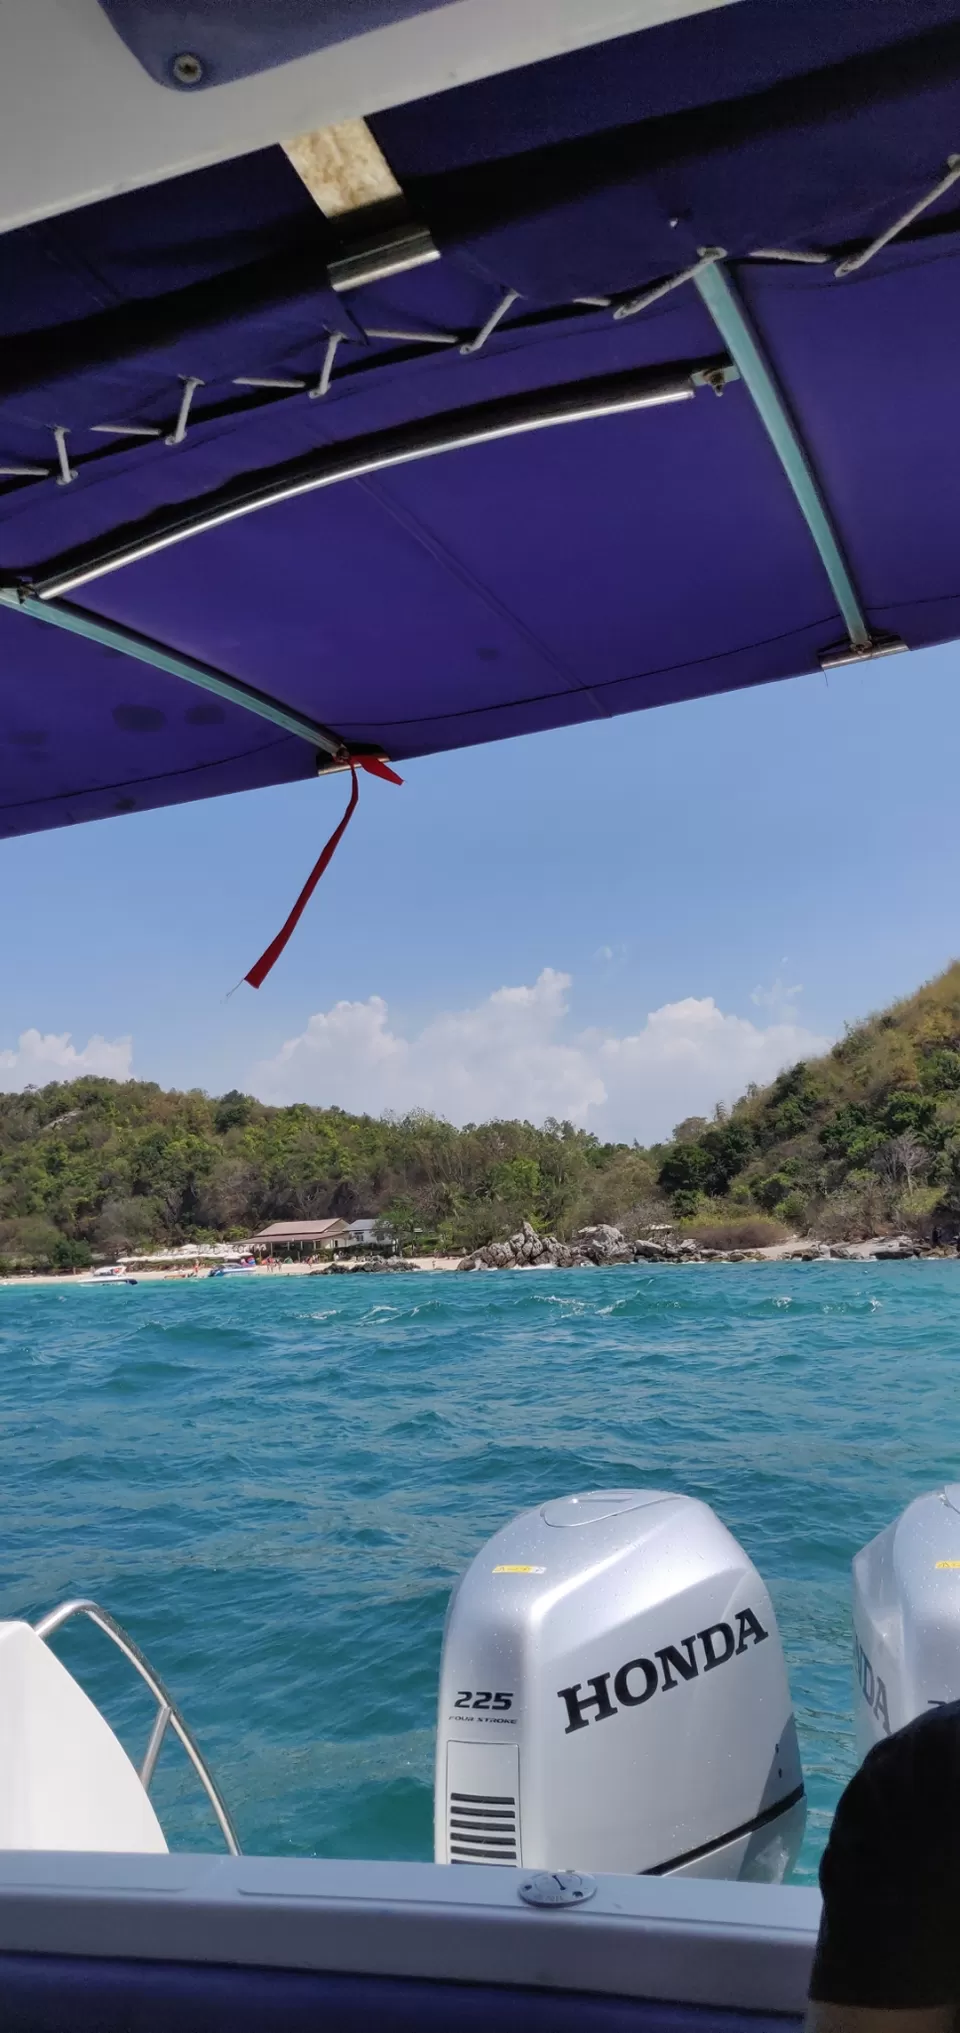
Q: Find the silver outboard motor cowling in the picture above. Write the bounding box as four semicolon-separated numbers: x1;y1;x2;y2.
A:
435;1490;804;1879
853;1484;960;1758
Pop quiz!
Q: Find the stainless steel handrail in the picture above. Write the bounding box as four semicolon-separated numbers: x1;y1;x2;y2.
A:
34;1598;241;1855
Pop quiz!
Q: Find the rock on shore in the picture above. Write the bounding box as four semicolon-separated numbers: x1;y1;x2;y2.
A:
456;1222;935;1270
457;1221;707;1271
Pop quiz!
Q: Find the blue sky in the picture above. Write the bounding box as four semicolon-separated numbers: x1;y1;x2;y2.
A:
2;640;958;1142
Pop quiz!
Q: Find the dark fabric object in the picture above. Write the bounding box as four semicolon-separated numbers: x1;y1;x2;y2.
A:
0;148;327;338
380;7;960;298
99;0;455;91
0;602;313;842
810;1699;960;2008
0;1953;803;2033
373;0;960;174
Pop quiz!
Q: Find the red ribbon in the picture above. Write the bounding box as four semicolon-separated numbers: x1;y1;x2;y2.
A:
243;754;403;989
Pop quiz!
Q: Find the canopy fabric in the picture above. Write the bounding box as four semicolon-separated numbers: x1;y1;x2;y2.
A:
2;0;960;842
99;0;458;92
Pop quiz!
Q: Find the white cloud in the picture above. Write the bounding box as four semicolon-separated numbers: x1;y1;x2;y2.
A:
593;998;829;1138
0;1028;133;1091
751;973;804;1017
252;972;831;1143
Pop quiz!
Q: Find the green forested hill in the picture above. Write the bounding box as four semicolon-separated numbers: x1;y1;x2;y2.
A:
4;964;960;1269
0;1080;660;1270
656;961;960;1240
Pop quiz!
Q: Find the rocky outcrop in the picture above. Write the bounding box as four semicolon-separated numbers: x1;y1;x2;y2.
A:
459;1222;559;1271
458;1221;582;1271
457;1221;712;1270
457;1220;938;1271
575;1224;633;1263
821;1235;923;1261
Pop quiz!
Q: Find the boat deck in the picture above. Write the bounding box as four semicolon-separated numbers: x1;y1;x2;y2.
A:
0;1853;818;2032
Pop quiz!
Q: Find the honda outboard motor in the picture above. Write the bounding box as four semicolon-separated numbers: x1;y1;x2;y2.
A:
853;1485;960;1759
435;1490;804;1879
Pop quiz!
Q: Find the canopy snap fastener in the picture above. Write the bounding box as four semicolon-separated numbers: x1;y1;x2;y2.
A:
310;332;346;398
52;427;75;485
749;248;829;265
460;289;521;355
91;424;163;438
233;377;307;391
166;377;204;446
836;155;960;276
614;248;725;321
364;325;459;346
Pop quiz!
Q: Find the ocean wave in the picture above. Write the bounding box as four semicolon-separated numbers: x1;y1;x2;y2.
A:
1;1262;956;1877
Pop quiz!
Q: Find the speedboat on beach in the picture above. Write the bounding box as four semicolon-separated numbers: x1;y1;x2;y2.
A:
78;1266;137;1285
3;0;960;2022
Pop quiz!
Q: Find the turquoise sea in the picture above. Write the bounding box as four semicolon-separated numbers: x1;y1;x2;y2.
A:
1;1262;957;1882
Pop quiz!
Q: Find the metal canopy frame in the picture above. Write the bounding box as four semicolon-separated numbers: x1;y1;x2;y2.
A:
0;358;736;747
1;0;950;844
21;358;734;601
0;248;908;766
0;587;341;756
694;261;900;663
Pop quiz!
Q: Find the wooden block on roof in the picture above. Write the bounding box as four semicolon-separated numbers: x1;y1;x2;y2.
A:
282;119;402;218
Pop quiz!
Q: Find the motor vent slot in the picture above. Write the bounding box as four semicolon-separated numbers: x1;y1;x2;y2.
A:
449;1789;519;1864
444;1741;521;1866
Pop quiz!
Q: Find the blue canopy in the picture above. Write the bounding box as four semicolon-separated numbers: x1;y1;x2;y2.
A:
2;0;960;845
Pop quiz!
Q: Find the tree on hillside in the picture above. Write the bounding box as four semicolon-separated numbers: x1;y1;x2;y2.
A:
658;1118;754;1211
875;1132;928;1190
673;1117;708;1145
213;1090;256;1133
487;1156;542;1228
51;1237;92;1271
378;1197;420;1255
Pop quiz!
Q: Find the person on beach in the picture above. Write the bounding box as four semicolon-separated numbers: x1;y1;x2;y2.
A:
807;1701;960;2033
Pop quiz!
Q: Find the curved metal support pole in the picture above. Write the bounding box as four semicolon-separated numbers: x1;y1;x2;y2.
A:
693;262;872;651
25;358;732;600
0;587;341;757
34;1597;241;1855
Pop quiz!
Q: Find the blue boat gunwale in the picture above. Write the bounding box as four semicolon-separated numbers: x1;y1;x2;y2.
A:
0;1851;819;2012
